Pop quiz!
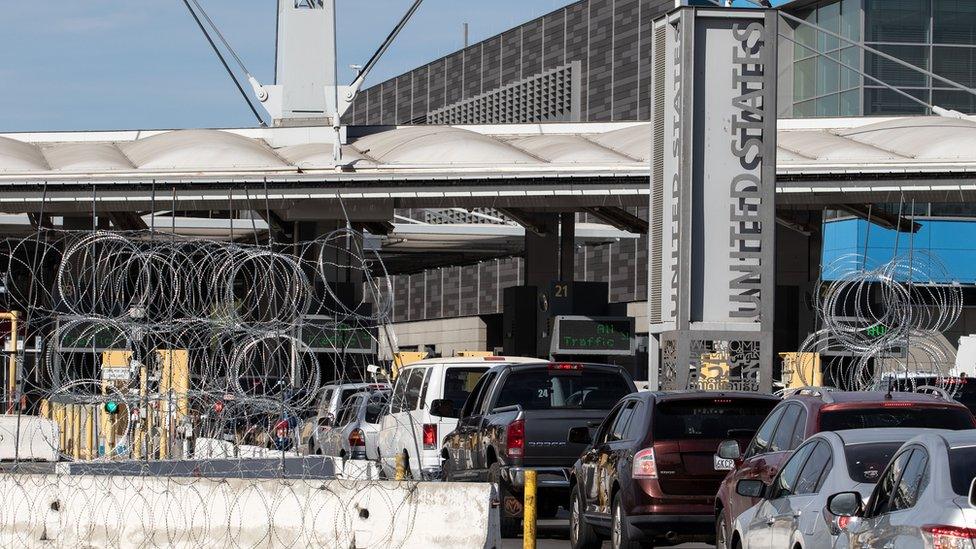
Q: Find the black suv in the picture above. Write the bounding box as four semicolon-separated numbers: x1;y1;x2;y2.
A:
441;361;636;537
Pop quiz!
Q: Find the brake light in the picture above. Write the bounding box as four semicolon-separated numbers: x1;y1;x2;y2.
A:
633;448;658;479
922;524;976;548
549;363;582;371
837;516;851;531
422;424;437;450
713;399;732;404
506;419;525;458
882;402;916;408
348;428;365;447
484;356;506;361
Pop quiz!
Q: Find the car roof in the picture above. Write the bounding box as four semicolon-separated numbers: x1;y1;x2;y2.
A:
829;428;949;446
645;390;779;402
789;390;960;405
402;356;545;367
932;430;976;449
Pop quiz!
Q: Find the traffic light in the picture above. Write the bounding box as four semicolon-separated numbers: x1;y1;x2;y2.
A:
104;400;119;414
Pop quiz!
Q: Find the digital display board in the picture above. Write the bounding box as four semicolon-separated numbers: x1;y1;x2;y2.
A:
550;316;635;356
300;316;376;354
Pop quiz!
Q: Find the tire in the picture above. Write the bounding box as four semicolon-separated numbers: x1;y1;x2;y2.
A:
489;462;521;538
441;456;453;482
611;492;649;549
570;487;601;549
401;451;414;480
715;511;729;549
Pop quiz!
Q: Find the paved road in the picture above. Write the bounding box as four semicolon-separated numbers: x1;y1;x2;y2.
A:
500;516;713;549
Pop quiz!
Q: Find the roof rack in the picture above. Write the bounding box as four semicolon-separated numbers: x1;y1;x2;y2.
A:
914;385;954;402
779;386;837;403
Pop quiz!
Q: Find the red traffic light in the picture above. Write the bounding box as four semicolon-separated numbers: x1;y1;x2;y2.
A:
213;401;224;414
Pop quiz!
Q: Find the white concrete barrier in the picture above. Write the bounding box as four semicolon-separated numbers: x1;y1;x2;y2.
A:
0;474;499;548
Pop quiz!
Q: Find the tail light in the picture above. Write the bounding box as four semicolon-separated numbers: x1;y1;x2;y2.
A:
823;507;851;536
348;428;365;448
922;524;976;548
422;424;437;450
549;363;582;371
882;402;916;408
506;419;525;458
633;448;658;479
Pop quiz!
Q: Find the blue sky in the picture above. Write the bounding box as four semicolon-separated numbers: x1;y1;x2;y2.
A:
0;1;772;132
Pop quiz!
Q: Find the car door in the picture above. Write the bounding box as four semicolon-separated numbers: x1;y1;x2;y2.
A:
870;448;929;549
586;400;637;517
769;439;832;548
728;405;791;520
747;441;815;549
849;449;913;549
450;371;496;480
581;401;625;515
378;369;412;472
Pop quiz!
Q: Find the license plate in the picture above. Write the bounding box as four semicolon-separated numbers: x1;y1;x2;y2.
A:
714;455;735;471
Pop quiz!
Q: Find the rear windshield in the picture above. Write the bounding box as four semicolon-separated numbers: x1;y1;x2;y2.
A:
844;442;905;483
364;393;390;424
820;406;974;431
442;367;487;412
948;446;976;496
652;399;775;440
495;368;631;410
886;377;976;413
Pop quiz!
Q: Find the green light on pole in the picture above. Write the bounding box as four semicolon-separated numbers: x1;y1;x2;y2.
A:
104;401;119;414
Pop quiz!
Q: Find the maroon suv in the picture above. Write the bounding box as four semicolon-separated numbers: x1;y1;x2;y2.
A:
567;391;778;548
713;388;976;549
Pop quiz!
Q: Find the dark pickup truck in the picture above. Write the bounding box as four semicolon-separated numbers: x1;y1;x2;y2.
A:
440;361;636;536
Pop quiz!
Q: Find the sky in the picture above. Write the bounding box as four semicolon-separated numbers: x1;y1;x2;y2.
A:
0;1;774;132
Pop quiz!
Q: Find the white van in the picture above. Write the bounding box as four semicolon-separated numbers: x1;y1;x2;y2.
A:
377;356;542;479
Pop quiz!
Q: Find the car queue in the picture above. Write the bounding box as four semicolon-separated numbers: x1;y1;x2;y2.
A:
305;356;976;549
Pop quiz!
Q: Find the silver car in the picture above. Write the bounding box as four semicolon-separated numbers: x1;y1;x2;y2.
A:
317;390;390;460
731;428;934;549
828;430;976;549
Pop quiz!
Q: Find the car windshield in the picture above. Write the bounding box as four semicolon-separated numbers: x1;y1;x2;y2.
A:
494;367;630;410
651;398;775;440
844;442;905;483
442;367;487;412
948;446;976;496
820;406;974;431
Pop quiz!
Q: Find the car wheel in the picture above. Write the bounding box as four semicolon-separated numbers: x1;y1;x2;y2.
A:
442;456;453;482
570;487;601;549
488;462;520;538
611;492;647;549
715;511;729;549
401;451;414;480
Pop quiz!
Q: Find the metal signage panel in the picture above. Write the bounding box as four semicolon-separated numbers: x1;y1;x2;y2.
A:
550;316;636;356
299;315;376;354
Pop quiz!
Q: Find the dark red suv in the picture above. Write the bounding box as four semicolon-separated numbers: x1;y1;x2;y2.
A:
713;388;976;549
567;391;778;548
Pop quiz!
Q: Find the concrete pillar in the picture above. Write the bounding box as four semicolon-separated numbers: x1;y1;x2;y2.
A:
523;213;560;289
559;213;576;283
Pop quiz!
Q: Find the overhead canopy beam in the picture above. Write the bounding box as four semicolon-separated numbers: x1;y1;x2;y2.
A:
496;208;552;236
108;212;149;231
583;206;647;234
834;204;921;233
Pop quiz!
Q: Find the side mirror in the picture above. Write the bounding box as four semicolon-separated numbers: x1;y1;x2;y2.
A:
567;426;592;445
717;439;742;460
827;492;863;517
318;414;334;428
736;479;767;499
430;399;455;418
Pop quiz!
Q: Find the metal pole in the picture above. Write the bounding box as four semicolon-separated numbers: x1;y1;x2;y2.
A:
5;311;19;414
523;470;537;548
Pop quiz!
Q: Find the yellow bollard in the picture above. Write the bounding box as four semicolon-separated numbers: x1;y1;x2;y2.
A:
523;470;537;549
394;453;406;481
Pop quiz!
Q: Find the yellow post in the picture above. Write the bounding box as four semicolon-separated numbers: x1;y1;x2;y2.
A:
2;311;19;414
523;470;537;549
394;453;406;481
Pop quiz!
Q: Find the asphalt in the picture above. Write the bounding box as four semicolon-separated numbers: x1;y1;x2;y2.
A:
499;514;713;549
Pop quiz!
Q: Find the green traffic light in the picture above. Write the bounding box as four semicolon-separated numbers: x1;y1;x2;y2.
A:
104;401;119;414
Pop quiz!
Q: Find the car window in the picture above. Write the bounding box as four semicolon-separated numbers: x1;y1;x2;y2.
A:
403;368;427;411
319;389;333;414
389;370;413;414
844;442;904;483
625;402;645;440
364;393;389;424
789;409;808;449
494;367;631;410
889;448;928;512
819;406;974;431
609;401;637;442
771;404;802;453
418;367;434;407
948;446;976;496
651;398;775;441
868;450;913;517
795;441;832;495
596;403;625;445
771;441;816;499
460;371;495;418
746;406;785;458
336;397;359;426
443;367;487;414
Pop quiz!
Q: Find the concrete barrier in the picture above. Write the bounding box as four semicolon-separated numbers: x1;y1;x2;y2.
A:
0;475;499;548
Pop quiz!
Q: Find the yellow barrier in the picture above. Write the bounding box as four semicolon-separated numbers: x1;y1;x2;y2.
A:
523;470;537;549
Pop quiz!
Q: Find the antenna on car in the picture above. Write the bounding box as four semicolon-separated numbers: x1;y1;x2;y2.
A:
885;377;894;400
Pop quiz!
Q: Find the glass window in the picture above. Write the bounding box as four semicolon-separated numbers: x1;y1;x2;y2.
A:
319;389;334;415
443;366;487;414
364;392;390;424
840;47;861;90
794;99;818;117
865;88;930;115
771;405;802;453
609;401;637;441
337;396;360;426
868;450;912;517
389;373;410;414
819;406;975;431
816;94;841;116
493;367;631;410
403;368;426;411
818;1;842;54
796;441;833;495
746;406;785;458
933;47;976;90
948;446;976;495
890;449;928;512
865;0;931;43
844;442;905;483
789;409;809;450
933;89;976;114
460;371;495;418
934;0;976;44
866;46;929;88
651;398;776;441
795;58;818;102
771;442;816;499
597;403;625;445
840;89;861;116
841;0;861;41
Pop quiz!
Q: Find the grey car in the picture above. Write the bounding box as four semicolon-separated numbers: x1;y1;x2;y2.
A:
828;430;976;549
317;390;390;460
731;428;936;549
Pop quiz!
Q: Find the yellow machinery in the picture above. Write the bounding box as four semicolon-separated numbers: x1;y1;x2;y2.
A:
392;351;428;380
780;352;823;388
456;350;493;358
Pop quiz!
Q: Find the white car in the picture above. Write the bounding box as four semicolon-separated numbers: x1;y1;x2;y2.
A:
310;381;390;454
376;356;541;479
730;428;935;549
